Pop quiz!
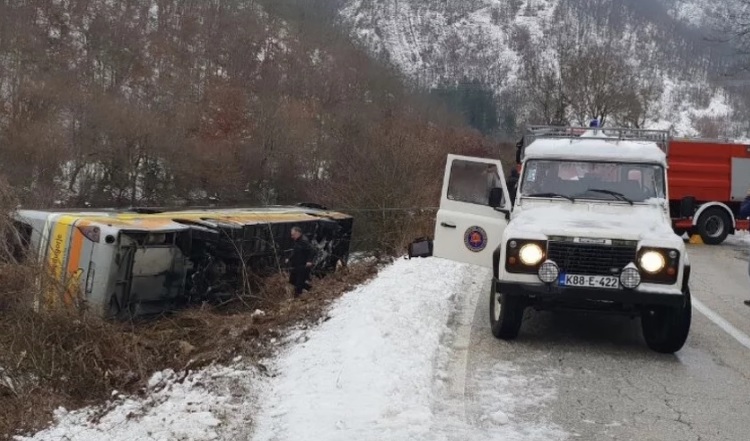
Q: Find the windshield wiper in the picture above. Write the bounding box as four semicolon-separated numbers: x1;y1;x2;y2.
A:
528;192;575;202
585;189;634;205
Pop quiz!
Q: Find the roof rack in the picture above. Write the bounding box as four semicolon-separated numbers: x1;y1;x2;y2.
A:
521;125;672;158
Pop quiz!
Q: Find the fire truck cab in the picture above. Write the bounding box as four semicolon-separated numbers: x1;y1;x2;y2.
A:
433;126;691;354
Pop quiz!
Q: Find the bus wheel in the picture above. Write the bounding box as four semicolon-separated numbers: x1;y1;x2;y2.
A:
697;208;731;245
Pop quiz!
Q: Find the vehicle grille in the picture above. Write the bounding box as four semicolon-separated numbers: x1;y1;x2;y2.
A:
547;241;637;276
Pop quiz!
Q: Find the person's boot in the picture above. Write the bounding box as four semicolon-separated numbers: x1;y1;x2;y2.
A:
744;300;750;307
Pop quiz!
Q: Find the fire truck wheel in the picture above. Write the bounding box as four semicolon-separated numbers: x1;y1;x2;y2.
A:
489;282;525;340
641;287;692;354
696;208;731;245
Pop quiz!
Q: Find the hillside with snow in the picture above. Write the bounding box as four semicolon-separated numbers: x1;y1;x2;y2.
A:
339;0;747;138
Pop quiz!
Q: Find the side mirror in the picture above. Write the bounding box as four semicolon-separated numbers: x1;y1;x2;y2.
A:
489;187;511;221
680;196;696;218
489;187;504;208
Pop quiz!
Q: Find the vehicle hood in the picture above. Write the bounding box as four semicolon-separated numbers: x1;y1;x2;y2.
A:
506;201;683;247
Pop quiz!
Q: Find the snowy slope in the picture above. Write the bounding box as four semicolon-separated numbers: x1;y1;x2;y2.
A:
663;0;735;28
340;0;737;137
341;0;555;94
251;258;565;441
18;258;565;441
16;365;264;441
665;0;709;26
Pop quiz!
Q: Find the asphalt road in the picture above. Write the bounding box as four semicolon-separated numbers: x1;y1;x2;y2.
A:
460;239;750;441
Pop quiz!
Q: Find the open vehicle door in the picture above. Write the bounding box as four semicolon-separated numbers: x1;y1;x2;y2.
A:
433;155;511;268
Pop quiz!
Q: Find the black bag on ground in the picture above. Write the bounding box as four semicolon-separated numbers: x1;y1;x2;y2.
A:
408;237;433;259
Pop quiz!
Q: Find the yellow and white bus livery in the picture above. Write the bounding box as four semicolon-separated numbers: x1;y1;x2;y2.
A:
11;205;353;319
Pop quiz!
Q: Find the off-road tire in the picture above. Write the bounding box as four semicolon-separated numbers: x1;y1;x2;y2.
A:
489;281;525;340
696;208;731;245
641;287;692;354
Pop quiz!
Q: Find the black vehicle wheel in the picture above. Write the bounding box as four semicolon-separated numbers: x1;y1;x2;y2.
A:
489;281;525;340
641;287;692;354
697;208;731;245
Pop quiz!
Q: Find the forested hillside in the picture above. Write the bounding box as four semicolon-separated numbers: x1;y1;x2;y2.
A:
0;0;491;226
340;0;750;139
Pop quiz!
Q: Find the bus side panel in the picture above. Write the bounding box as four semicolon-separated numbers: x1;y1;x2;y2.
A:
88;236;118;318
63;222;95;308
43;215;77;309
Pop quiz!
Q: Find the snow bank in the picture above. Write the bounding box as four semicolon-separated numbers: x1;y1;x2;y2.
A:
251;258;565;441
252;257;466;441
16;365;263;441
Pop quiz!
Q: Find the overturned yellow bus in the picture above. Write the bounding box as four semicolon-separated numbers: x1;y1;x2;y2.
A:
11;205;353;319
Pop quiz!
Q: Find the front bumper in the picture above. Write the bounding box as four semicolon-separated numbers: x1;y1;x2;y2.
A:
495;279;686;308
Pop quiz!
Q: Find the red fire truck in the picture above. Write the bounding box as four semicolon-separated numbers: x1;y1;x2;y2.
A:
669;138;750;244
514;127;750;245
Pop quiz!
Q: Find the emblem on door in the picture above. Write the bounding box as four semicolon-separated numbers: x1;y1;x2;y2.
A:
464;226;488;252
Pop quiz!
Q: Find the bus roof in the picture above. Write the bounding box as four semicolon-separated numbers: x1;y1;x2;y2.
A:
15;206;352;232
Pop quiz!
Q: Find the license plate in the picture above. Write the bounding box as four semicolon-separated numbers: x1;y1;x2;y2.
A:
558;273;620;289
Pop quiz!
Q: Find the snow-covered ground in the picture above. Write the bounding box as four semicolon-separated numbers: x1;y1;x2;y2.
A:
16;365;264;441
18;257;564;441
252;257;563;441
728;230;750;247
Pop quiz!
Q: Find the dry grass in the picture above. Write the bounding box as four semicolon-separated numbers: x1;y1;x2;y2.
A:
0;259;380;439
0;179;383;438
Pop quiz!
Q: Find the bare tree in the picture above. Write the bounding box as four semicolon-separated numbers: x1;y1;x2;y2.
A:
521;54;568;125
559;43;639;126
613;68;664;128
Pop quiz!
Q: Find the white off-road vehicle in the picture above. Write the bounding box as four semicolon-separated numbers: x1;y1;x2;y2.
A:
433;126;691;354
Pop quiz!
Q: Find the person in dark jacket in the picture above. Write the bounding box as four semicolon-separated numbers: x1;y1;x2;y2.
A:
287;227;316;297
507;166;520;206
740;188;750;219
741;188;750;307
744;233;750;307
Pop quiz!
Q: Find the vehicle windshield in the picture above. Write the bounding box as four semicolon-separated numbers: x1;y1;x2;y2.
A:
520;160;666;203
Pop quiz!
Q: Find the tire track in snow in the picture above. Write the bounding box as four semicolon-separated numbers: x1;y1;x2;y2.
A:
430;263;485;425
430;265;567;441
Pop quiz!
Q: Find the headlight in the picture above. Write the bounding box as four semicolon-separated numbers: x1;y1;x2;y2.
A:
506;239;548;274
638;248;681;285
620;267;642;289
639;251;666;274
538;261;559;284
519;243;544;266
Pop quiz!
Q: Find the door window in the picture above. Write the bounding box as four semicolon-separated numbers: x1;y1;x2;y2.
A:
447;160;502;206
